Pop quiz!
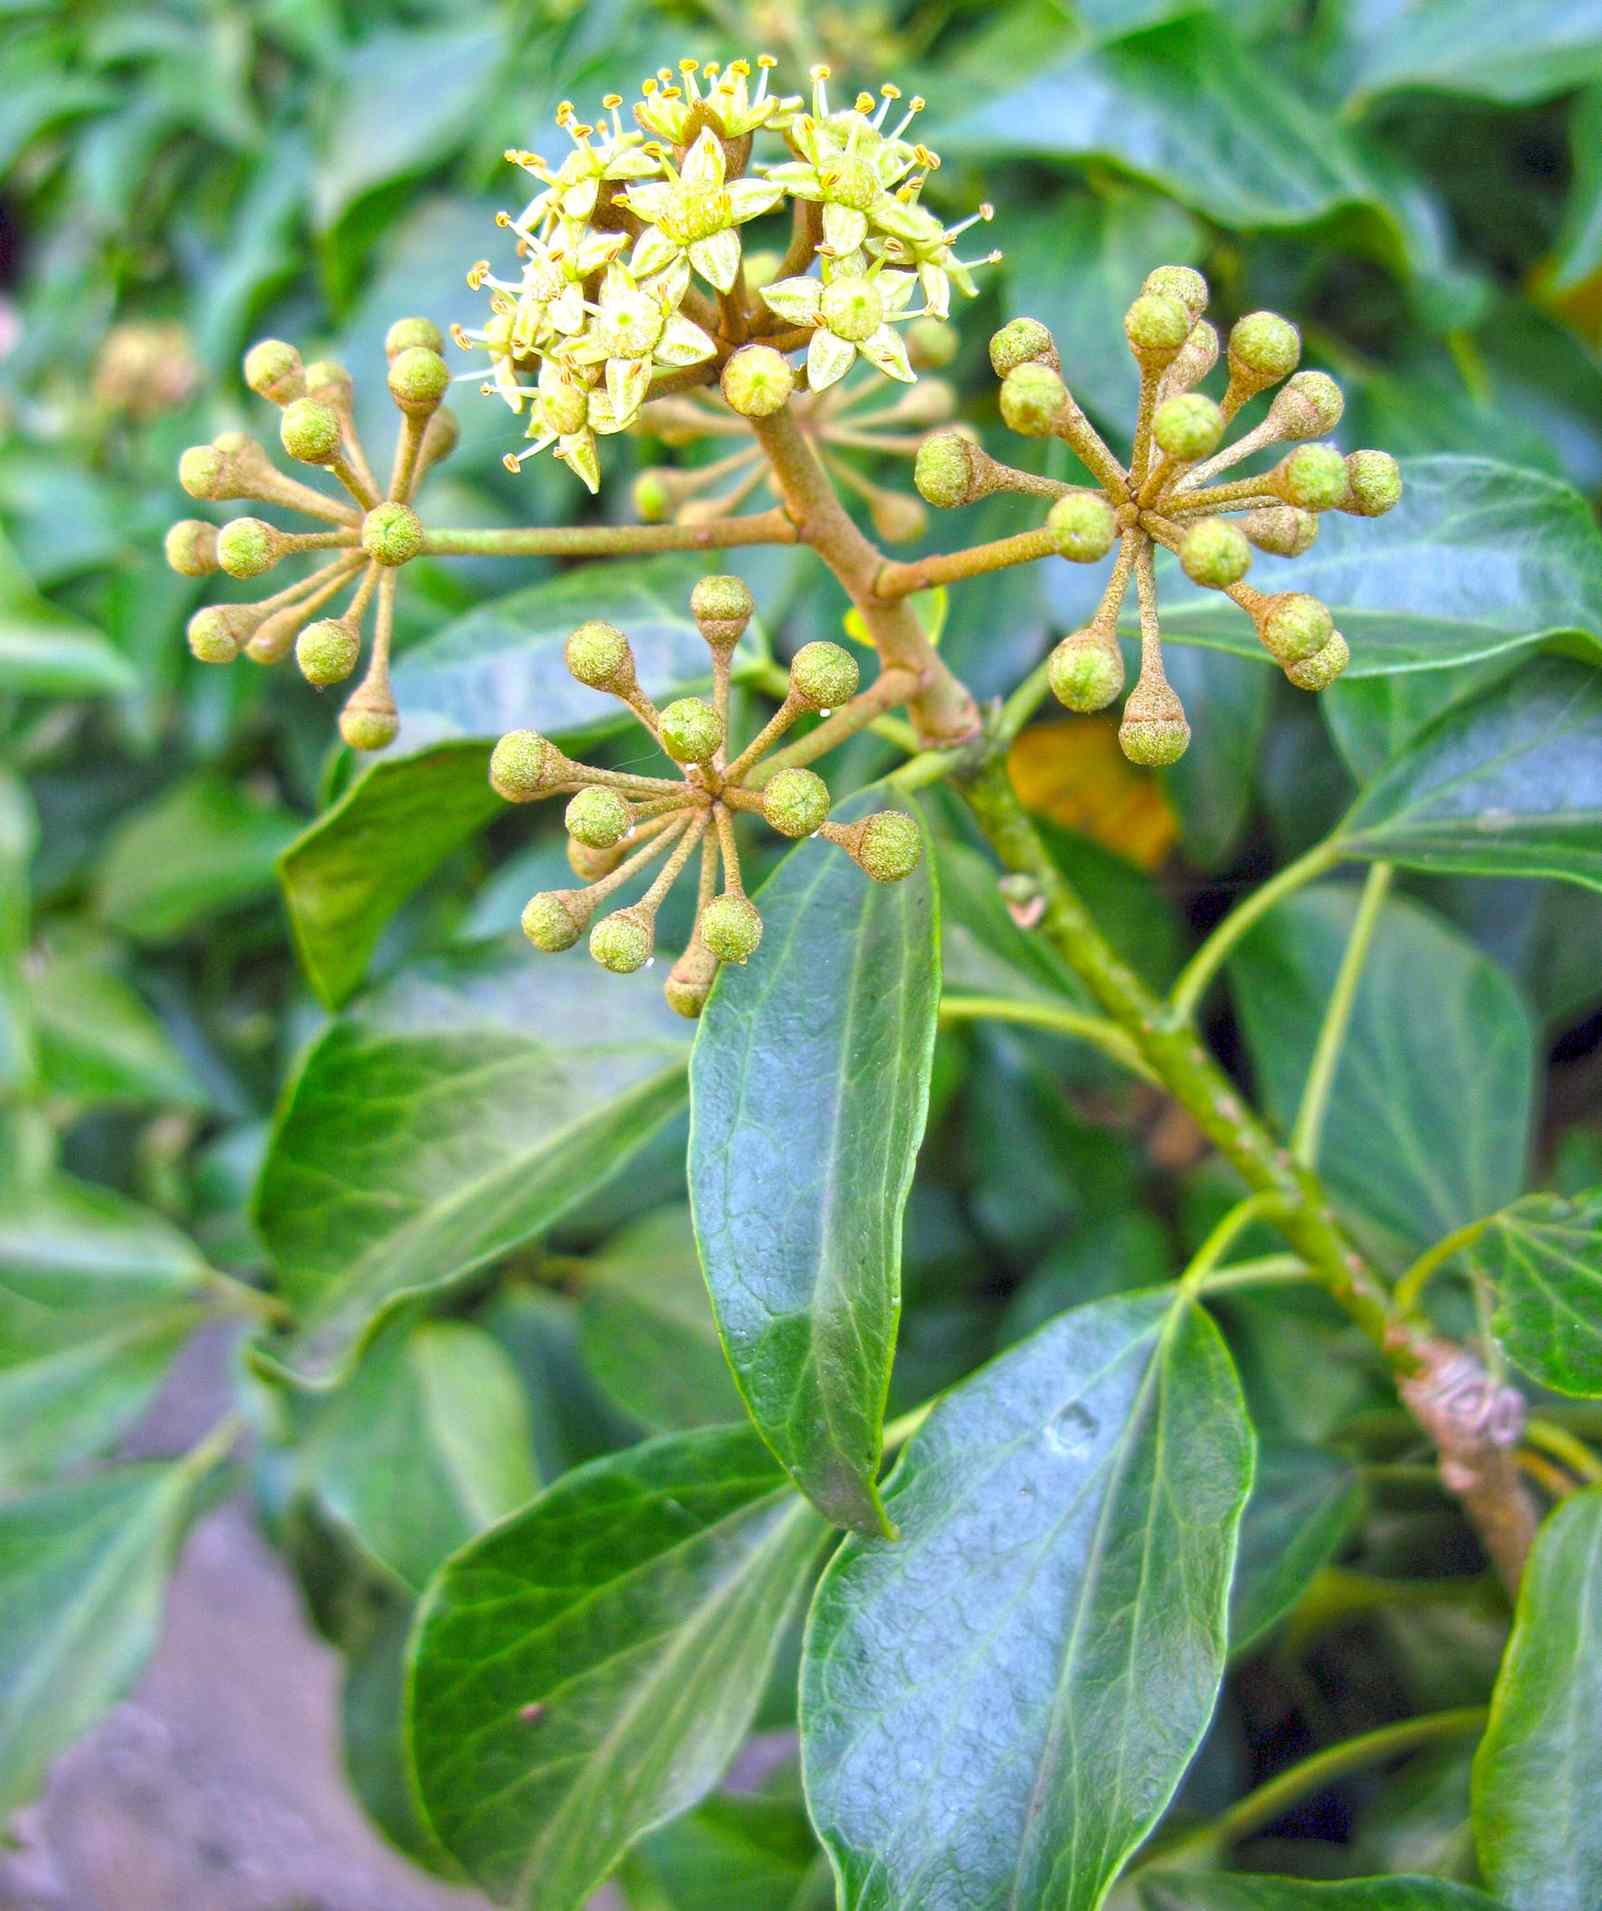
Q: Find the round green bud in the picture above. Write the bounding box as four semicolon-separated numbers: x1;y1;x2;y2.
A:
565;619;634;691
1153;393;1224;462
1046;492;1118;564
761;766;831;838
361;501;424;566
164;519;218;577
384;316;445;360
387;344;450;416
869;490;927;545
989;317;1056;377
1178;517;1251;589
522;890;585;953
998;361;1067;438
1341;449;1402;518
564;785;632;849
699;894;764;964
186;605;249;664
216;516;278;580
1118;679;1191;766
1123;292;1190;362
1243;505;1318;557
296;618;360;686
1048;630;1124;713
721;344;794;418
423;406;460;466
590;908;654;974
1285;630;1350;691
664;941;719;1019
633;470;672;522
302;359;353;404
1142;265;1209;318
789;640;859;711
855;811;922;883
243;338;304;405
339;698;399;752
569;836;625;881
1276;442;1348;511
690;573;754;642
1270;369;1344;439
490;729;563;801
279;396;342;464
1256;592;1333;664
1229;311;1300;383
658;696;724;764
914;430;978;508
178;444;229;500
906;316;958;371
1166;320;1220;394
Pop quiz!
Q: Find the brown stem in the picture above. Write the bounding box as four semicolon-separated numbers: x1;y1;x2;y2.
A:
752;668;921;781
419;511;795;559
875;525;1058;599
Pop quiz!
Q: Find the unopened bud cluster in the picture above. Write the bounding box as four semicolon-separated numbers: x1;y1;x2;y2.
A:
489;575;921;1015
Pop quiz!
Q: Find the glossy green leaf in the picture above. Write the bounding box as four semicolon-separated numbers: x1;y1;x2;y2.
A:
30;944;208;1108
690;794;940;1536
302;1316;539;1589
1478;1187;1602;1396
255;937;691;1387
621;1793;820;1910
1140;1875;1506;1910
1339;658;1602;888
1163;643;1271;871
1338;0;1602;111
1231;886;1534;1265
407;1424;828;1909
481;1285;639;1482
1437;875;1602;1029
1142;458;1602;676
1473;1486;1602;1909
1320;653;1518;787
1550;85;1602;296
937;835;1086;1011
1230;1440;1363;1655
577;1205;742;1431
802;1289;1254;1911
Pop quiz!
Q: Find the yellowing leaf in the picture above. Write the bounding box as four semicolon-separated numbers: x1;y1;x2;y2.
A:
1008;720;1178;871
842;586;947;650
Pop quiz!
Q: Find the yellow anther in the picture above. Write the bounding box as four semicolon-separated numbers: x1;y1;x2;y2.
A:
758;53;777;68
602;92;622;109
556;100;574;122
450;323;470;349
679;57;699;74
811;63;831;80
495;210;513;227
642;77;658;94
856;93;875;113
503;452;521;473
882;83;902;99
909;96;925;112
467;261;490;288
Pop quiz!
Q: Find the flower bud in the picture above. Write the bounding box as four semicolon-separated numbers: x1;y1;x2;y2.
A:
387;345;450;416
914;430;981;508
523;889;587;952
906;317;957;371
385;316;445;360
789;640;859;711
590;907;654;973
243;338;305;406
279;397;342;465
634;470;672;522
339;682;399;752
886;379;958;427
178;444;230;501
1243;505;1318;557
1273;443;1348;511
569;837;626;881
1046;492;1117;564
1119;676;1190;766
422;407;460;469
296;618;361;686
999;361;1068;438
565;786;632;849
1153;393;1224;462
699;894;763;963
186;605;255;664
847;810;922;883
1163;321;1219;396
565;619;635;691
303;360;354;405
1142;265;1209;319
1048;629;1125;713
1178;518;1251;589
361;502;424;566
1123;292;1190;367
658;697;723;764
869;489;927;545
164;519;218;577
761;766;831;837
1228;312;1300;387
215;516;280;580
690;573;754;649
1340;450;1402;518
1269;370;1343;440
989;317;1057;377
1254;592;1333;664
664;939;719;1018
721;344;794;417
490;729;567;801
1284;630;1350;690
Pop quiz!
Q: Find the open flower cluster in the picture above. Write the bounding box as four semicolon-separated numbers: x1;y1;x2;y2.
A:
164;320;458;750
913;266;1403;764
487;575;922;1017
457;59;999;490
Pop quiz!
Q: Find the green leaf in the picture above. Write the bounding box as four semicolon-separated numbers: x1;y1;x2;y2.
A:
1320;653;1519;786
690;794;940;1536
1550;85;1602;296
31;943;208;1108
801;1289;1254;1911
578;1205;743;1431
1338;0;1602;111
1230;1440;1363;1655
622;1793;820;1910
937;835;1086;1010
256;937;691;1387
1163;644;1272;871
1139;1875;1506;1909
0;610;138;697
1339;657;1602;889
302;1316;539;1590
407;1424;829;1909
95;774;300;943
0;1455;223;1816
1478;1188;1602;1396
1473;1485;1602;1909
1142;458;1602;676
1230;886;1534;1265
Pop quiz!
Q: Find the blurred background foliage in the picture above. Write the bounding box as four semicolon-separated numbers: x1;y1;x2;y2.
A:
4;0;1602;1894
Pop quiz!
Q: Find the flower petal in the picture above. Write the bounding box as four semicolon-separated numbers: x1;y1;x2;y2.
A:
919;262;951;320
556;430;601;493
647;255;692;311
606;355;651;426
878;270;918;313
561;178;600;222
822;204;869;254
764;161;822;199
759;276;823;325
621;182;672;222
604;147;659;180
807;327;857;391
681;127;727;189
727;177;784;224
860;325;915;383
657;314;717;366
688;228;741;293
629;226;681;279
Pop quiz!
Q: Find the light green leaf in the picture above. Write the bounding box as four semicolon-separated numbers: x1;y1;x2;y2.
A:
1230;1440;1363;1655
690;793;940;1536
1339;0;1602;111
1479;1188;1602;1396
0;612;138;697
937;835;1086;1010
255;937;691;1387
407;1424;829;1910
1320;654;1519;786
1339;657;1602;889
621;1793;820;1910
1550;85;1602;296
1230;886;1534;1265
31;944;208;1108
1164;644;1272;871
1473;1486;1602;1909
801;1290;1254;1911
1140;1875;1506;1909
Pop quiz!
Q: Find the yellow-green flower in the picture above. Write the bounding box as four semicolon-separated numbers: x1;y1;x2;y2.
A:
763;74;927;256
622;128;783;294
760;257;919;390
869;196;998;320
634;56;799;144
505;98;660;234
560;261;718;427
